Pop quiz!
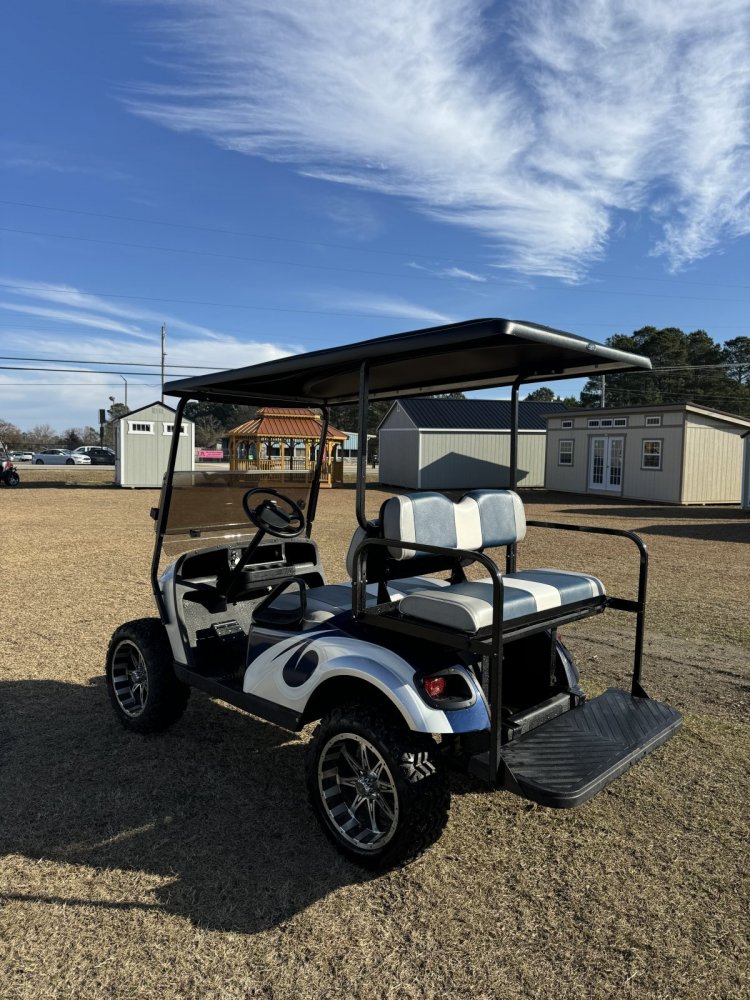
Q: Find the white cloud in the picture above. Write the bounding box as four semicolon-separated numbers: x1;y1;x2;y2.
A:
0;280;293;429
125;0;750;276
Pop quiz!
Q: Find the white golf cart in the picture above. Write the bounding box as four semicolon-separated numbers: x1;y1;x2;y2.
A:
106;318;681;870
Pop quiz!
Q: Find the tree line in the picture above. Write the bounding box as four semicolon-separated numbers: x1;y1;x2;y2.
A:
533;327;750;416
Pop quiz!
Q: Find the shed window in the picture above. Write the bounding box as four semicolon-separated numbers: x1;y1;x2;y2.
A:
163;424;187;435
600;418;613;427
561;419;573;429
558;439;574;466
645;415;662;426
587;419;600;428
642;439;662;469
128;421;154;434
613;417;627;427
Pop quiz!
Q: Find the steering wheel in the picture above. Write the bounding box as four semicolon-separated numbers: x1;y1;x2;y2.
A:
242;487;305;539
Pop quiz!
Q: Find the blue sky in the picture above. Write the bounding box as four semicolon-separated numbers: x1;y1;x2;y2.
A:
2;0;749;430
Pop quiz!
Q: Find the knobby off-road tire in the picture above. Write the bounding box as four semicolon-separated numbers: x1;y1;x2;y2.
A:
106;618;190;734
305;704;450;871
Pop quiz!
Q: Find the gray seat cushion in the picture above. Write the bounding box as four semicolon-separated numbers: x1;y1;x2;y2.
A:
399;569;606;634
381;489;526;560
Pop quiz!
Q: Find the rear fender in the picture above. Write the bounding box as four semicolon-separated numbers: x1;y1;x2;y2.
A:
244;632;489;735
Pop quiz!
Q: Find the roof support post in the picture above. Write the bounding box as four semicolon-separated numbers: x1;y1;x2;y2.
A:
306;406;329;537
356;362;370;530
150;396;187;619
506;376;524;574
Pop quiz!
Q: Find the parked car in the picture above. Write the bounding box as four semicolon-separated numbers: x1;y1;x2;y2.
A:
33;449;91;465
10;451;33;463
73;446;115;465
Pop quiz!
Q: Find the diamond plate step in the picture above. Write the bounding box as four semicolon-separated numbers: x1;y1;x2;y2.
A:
472;688;682;807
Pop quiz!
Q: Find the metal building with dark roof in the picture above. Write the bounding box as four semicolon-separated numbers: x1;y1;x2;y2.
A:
378;398;568;490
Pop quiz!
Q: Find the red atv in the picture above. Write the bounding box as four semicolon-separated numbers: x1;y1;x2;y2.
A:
0;441;20;487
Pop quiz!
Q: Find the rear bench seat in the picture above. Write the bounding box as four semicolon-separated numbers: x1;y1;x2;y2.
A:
380;491;606;634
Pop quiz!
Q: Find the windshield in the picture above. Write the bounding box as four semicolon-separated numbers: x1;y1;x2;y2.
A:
161;468;314;558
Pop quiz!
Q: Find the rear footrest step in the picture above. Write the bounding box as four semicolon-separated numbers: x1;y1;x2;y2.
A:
472;688;682;808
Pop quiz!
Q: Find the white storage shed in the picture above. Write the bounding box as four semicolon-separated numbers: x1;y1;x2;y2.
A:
378;398;567;490
545;403;750;504
115;401;194;488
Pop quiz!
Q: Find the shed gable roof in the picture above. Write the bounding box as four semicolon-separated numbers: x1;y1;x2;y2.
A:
386;397;569;431
114;400;184;424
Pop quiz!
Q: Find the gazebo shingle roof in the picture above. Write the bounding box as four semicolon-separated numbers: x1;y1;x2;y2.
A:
229;406;347;441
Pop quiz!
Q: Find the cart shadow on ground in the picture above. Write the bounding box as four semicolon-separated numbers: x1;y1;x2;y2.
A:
0;676;392;933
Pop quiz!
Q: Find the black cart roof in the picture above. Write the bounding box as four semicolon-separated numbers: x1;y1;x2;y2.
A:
164;317;651;406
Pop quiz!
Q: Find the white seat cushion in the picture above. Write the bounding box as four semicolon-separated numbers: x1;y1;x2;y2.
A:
399;569;606;634
267;576;451;625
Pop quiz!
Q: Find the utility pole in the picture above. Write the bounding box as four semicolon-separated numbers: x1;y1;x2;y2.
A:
161;323;166;403
600;374;606;409
119;374;128;409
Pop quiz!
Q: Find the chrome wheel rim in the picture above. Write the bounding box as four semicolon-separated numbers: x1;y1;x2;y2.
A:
318;733;399;851
111;640;149;717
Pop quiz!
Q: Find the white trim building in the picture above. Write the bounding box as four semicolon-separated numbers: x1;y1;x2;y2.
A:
114;401;194;487
378;398;568;490
545;403;750;504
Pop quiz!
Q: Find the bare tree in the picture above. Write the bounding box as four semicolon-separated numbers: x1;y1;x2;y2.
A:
0;419;23;448
25;424;58;449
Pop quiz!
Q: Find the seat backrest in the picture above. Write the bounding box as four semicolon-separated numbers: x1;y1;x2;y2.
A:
380;490;526;560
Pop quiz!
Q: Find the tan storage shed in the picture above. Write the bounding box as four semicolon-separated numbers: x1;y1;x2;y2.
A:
545;403;750;504
114;401;194;488
379;398;567;490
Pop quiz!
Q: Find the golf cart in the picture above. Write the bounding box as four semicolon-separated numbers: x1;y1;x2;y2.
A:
106;318;681;870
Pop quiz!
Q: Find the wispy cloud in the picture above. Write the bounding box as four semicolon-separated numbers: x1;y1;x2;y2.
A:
324;293;454;325
0;279;232;341
407;262;487;283
0;142;130;181
125;0;750;277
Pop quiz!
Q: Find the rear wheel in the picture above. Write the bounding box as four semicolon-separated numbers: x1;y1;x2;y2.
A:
35;459;43;464
66;458;74;465
106;618;189;733
305;705;450;871
3;471;19;487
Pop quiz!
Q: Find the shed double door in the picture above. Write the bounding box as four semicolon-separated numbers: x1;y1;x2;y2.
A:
588;436;623;492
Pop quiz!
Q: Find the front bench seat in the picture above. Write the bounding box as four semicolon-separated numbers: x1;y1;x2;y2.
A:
380;491;607;635
261;524;450;627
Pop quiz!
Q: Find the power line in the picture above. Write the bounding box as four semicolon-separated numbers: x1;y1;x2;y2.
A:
4;196;750;293
0;381;160;386
0;353;224;371
0;225;488;285
0;364;208;377
1;281;748;331
0;281;453;323
4;225;750;305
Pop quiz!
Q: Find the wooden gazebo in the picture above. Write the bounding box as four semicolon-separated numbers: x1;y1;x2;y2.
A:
227;407;348;486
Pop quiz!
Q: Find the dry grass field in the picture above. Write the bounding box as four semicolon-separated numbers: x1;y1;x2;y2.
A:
1;470;748;999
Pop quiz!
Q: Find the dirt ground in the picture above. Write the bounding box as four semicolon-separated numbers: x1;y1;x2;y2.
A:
1;471;748;999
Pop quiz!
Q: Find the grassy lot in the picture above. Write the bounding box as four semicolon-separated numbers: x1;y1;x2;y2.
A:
1;474;748;999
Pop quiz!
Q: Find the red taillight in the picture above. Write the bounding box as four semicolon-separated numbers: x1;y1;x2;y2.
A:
423;676;447;698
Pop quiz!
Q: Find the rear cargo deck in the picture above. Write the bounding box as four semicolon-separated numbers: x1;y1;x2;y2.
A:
470;688;682;807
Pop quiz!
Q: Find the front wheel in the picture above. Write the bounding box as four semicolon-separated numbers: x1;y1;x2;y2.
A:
3;471;20;487
35;459;43;464
106;618;190;733
305;705;450;871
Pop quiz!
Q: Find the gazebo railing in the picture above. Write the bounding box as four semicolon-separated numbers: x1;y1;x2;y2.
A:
229;456;343;482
